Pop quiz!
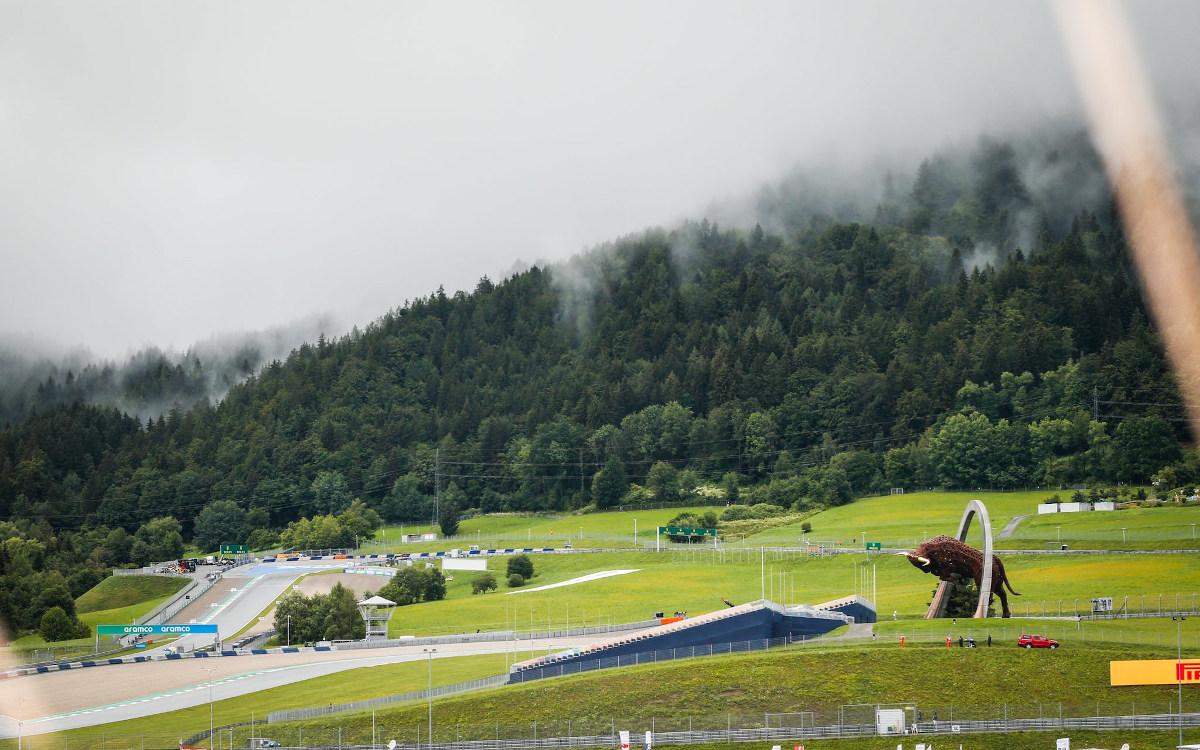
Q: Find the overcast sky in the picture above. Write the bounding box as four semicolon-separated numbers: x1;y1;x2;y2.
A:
2;1;1197;357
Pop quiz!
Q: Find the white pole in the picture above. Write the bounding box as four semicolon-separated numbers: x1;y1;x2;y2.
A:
1176;616;1186;749
202;664;216;750
634;518;638;544
425;648;436;750
760;547;765;600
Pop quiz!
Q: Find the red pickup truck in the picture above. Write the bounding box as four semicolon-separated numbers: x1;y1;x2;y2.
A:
1017;633;1059;649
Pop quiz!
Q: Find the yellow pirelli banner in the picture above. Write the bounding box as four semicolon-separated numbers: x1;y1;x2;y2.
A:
1110;659;1200;686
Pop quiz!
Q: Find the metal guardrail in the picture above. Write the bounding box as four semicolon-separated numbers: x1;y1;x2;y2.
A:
336;619;661;652
144;573;220;626
133;578;200;626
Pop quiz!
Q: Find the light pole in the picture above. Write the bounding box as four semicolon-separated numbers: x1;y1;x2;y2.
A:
286;614;291;647
202;664;218;749
423;648;437;749
1056;525;1062;544
1174;615;1187;749
1121;528;1127;544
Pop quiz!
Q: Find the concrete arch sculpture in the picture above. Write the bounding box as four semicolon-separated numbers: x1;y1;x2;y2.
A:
918;499;996;619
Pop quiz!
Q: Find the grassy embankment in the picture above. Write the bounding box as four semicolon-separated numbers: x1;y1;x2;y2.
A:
19;639;1192;750
1;575;188;660
239;640;1200;747
741;489;1200;551
368;505;721;552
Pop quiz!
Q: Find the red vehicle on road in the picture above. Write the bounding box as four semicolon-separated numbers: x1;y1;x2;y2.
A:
1017;633;1059;649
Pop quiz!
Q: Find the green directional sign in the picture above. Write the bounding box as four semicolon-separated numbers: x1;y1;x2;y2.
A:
220;543;249;554
865;542;882;551
658;526;718;537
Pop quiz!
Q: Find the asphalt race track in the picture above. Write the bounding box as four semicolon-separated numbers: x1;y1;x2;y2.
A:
142;561;349;656
0;559;628;738
6;637;599;737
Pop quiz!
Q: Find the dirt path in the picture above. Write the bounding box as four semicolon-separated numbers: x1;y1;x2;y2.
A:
998;514;1027;539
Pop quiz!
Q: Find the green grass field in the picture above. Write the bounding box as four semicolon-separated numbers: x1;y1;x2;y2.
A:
742;489;1200;551
17;634;1199;750
872;615;1200;652
367;506;720;552
377;546;1200;636
742;490;1045;548
366;492;1199;554
703;732;1184;750
76;575;188;614
1009;504;1200;549
203;641;1193;748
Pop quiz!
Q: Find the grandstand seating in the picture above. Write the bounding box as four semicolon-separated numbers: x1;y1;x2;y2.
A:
509;597;871;682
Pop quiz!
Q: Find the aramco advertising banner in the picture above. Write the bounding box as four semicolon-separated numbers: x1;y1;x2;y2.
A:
1110;658;1200;686
97;624;219;636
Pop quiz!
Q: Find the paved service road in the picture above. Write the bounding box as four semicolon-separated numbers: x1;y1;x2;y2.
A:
3;635;607;736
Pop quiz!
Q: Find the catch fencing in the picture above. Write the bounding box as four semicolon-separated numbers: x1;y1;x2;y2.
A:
141;573;221;626
270;633;836;727
1012;591;1200;619
166;708;1200;750
267;675;510;724
247;626;1200;730
111;561;189;577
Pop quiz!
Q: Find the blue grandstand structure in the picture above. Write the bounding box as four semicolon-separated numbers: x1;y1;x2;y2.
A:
509;596;874;683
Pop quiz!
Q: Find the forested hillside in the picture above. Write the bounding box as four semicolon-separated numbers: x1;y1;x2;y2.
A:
0;317;334;426
1;131;1197;639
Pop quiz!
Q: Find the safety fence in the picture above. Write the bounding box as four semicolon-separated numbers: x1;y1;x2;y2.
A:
277;633;840;726
142;572;222;626
111;561;190;576
134;708;1200;750
133;578;200;626
1012;592;1200;619
841;620;1200;652
266;675;511;724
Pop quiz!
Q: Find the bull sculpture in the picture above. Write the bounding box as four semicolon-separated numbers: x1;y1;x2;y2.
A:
902;535;1020;618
